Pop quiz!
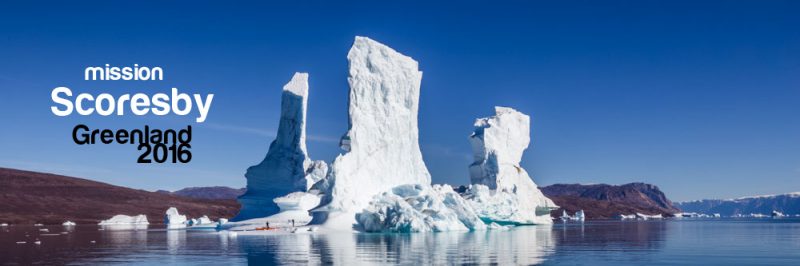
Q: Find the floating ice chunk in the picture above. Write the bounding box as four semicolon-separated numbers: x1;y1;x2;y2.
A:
463;107;558;225
235;72;328;221
636;213;663;220
356;184;486;232
62;221;76;226
197;215;213;225
488;222;512;230
1;223;8;226
98;214;149;225
218;218;229;225
574;210;586;221
165;207;188;229
312;37;431;230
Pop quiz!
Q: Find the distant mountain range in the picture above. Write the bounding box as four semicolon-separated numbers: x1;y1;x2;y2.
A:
540;183;680;219
675;193;800;216
0;168;239;224
157;186;245;200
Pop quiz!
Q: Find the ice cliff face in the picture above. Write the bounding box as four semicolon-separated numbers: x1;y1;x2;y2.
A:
311;36;432;229
234;73;328;221
463;107;558;224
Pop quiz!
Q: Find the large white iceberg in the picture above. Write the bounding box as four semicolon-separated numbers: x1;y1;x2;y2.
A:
165;207;187;229
356;184;487;232
98;214;149;225
462;107;558;225
234;72;328;221
311;36;432;229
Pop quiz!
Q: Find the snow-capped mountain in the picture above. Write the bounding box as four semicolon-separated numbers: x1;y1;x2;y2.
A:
675;192;800;216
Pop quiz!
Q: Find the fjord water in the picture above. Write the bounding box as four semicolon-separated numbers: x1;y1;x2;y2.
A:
1;219;798;265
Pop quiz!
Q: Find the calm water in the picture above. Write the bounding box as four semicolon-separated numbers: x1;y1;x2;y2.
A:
1;219;799;265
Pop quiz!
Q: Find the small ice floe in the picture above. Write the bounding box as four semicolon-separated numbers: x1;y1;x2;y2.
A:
34;223;44;227
39;228;49;232
558;210;587;222
488;222;512;230
0;223;8;227
771;211;786;218
16;241;26;244
187;215;217;230
34;240;41;245
62;221;76;226
98;214;149;226
90;240;96;244
165;207;187;229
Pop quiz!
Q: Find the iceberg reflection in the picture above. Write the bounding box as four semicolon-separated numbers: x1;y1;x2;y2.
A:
240;226;554;265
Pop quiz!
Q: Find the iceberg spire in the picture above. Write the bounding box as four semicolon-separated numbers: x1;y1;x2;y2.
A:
233;73;327;221
464;106;558;224
311;36;432;229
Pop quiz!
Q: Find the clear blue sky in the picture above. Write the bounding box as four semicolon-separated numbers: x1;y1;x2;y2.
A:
0;1;798;201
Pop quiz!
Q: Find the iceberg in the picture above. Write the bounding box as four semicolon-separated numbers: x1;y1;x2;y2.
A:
234;72;328;221
98;214;149;225
574;210;586;221
311;37;432;230
223;192;321;230
356;184;487;232
165;207;188;229
462;107;558;225
62;221;76;226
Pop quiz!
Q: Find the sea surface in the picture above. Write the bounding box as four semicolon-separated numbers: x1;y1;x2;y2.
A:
1;219;799;265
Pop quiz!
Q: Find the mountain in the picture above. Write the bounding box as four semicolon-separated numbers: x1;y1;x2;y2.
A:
675;193;800;216
158;186;245;200
540;183;680;219
0;167;240;224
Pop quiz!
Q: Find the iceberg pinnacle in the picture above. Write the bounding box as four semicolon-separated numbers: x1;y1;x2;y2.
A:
234;72;328;221
464;107;558;224
311;36;432;229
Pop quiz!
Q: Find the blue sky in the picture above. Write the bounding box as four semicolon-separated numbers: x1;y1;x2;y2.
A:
0;1;798;201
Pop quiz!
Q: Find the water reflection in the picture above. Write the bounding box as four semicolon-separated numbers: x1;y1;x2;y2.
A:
240;225;555;265
8;220;796;265
554;221;666;250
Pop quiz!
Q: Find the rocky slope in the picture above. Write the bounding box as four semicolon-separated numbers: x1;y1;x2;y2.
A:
0;167;239;224
158;186;245;200
541;183;679;219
